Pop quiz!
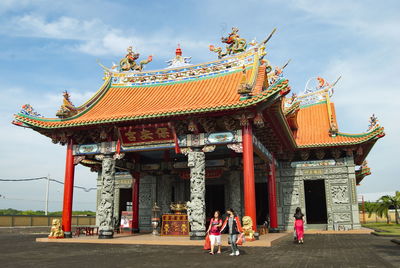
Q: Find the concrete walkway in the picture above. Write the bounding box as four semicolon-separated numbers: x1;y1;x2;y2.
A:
36;233;289;247
1;232;399;267
304;227;373;234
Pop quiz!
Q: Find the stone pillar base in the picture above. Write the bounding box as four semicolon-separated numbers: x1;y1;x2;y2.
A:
63;232;72;238
190;231;206;240
98;230;114;239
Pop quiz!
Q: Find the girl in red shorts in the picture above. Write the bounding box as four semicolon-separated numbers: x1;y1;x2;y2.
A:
207;211;222;254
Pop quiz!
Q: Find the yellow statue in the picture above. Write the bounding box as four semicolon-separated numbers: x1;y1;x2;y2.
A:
48;219;64;238
242;216;255;241
163;223;170;234
56;91;79;118
181;223;188;234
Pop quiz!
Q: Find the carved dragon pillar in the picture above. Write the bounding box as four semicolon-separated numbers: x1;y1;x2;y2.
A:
186;150;206;240
97;155;116;239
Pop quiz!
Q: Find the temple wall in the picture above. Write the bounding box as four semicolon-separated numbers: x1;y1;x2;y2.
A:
277;156;360;231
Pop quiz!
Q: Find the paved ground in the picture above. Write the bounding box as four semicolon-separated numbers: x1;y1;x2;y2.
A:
0;231;399;268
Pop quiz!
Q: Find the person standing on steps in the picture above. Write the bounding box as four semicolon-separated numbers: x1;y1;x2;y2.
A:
294;207;304;244
221;208;243;256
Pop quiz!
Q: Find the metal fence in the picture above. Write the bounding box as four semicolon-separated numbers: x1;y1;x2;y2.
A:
0;215;96;227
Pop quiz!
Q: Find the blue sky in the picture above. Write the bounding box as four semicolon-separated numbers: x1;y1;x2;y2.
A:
0;0;399;211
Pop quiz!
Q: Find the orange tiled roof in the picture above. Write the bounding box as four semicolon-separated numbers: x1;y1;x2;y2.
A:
14;67;289;129
295;101;384;148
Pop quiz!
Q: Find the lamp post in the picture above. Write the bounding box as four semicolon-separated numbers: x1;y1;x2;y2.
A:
45;175;50;216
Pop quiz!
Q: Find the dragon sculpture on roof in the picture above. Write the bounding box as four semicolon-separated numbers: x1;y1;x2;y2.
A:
209;27;247;58
119;46;153;72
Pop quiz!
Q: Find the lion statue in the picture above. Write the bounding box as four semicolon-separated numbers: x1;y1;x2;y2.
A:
242;216;255;241
48;219;64;238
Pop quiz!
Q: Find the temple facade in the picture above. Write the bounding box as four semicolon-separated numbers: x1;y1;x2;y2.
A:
13;28;384;239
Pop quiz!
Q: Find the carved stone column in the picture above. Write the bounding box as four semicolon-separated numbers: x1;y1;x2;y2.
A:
97;155;116;239
186;151;206;240
228;170;242;218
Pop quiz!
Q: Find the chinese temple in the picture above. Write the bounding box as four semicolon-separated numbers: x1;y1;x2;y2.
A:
12;28;384;239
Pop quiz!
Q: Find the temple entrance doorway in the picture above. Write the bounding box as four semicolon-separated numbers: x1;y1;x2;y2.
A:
256;182;269;225
205;184;225;219
304;180;327;224
119;188;132;222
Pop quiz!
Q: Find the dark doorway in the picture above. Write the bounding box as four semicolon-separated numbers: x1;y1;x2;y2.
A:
256;182;269;225
304;180;327;224
119;188;133;222
205;185;225;219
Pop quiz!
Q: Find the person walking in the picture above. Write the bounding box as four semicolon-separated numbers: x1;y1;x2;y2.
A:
294;207;304;244
221;208;243;256
206;211;223;255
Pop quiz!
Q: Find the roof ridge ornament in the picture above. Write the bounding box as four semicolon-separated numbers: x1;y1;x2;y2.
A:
20;104;43;118
56;91;79;118
209;27;247;58
297;76;341;106
119;46;153;72
166;44;192;69
268;59;290;86
237;65;252;99
367;114;379;131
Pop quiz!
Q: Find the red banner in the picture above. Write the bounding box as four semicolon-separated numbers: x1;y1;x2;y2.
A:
118;125;174;146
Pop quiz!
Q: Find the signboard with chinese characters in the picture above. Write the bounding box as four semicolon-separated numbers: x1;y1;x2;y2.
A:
178;168;224;179
290;160;336;168
118;126;174;147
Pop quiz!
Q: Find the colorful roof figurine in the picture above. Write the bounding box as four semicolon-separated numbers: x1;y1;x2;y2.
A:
119;46;153;72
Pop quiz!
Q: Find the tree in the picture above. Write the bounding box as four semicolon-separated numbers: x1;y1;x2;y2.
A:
376;196;391;224
389;191;400;224
364;201;378;219
376;192;400;224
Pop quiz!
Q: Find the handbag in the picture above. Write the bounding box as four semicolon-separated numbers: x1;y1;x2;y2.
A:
236;233;246;245
293;229;297;240
203;234;211;250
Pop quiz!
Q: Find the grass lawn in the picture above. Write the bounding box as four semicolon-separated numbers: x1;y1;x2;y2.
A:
362;223;400;236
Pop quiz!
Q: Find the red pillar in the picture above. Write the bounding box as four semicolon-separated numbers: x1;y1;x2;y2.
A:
242;123;257;231
62;139;75;238
268;159;278;231
131;171;140;233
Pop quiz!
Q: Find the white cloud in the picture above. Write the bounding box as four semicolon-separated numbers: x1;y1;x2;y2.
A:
0;0;36;13
288;0;400;42
4;14;210;59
